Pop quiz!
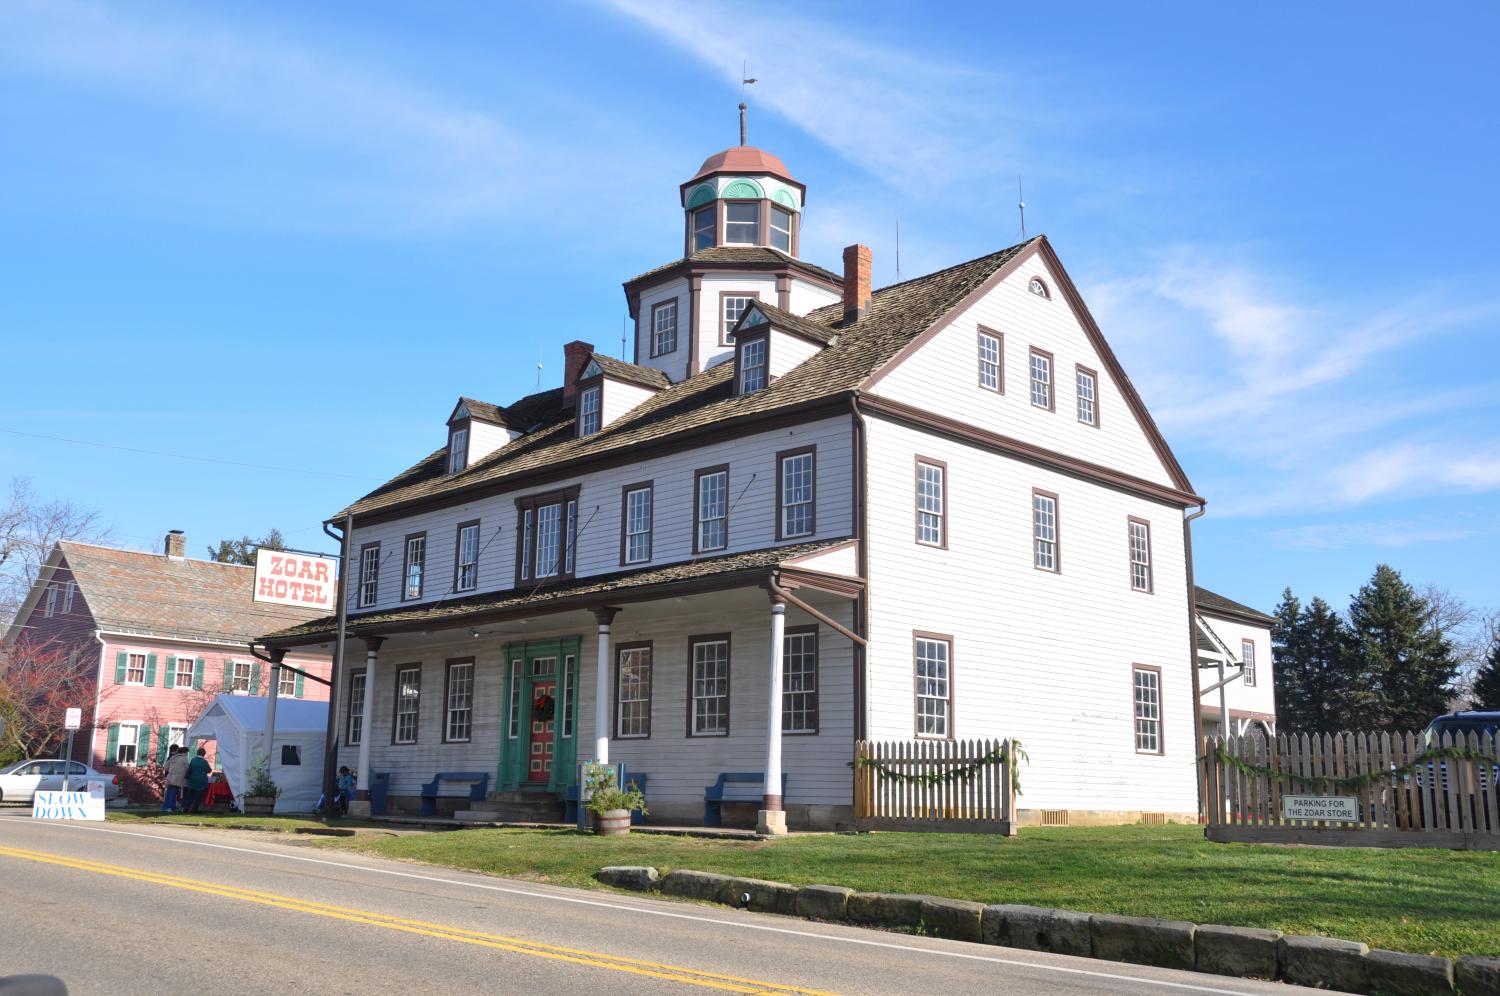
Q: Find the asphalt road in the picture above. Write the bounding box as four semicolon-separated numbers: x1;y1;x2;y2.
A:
0;812;1324;995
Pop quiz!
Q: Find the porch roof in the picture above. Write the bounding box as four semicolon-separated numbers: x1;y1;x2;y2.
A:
259;538;860;647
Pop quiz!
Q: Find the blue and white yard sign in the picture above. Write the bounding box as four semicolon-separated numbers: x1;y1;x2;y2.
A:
32;787;106;821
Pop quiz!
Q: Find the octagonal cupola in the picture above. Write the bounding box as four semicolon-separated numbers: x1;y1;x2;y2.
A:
680;146;805;257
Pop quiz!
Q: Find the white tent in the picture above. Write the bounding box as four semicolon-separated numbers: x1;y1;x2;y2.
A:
186;695;329;814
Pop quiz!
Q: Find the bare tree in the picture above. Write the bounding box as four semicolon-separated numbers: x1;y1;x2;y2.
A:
0;477;111;623
1420;584;1493;708
0;635;103;766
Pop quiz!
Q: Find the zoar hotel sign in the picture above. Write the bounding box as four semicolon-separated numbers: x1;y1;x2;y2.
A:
253;550;338;611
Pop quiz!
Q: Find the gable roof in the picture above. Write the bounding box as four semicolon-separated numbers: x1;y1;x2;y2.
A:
449;397;508;426
1195;585;1276;627
624;246;841;290
730;301;840;346
45;541;327;645
337;238;1042;523
585;353;670;391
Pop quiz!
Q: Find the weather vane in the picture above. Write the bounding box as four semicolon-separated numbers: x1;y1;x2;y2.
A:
740;60;757;145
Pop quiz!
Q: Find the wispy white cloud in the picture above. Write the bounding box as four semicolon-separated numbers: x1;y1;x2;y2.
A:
1268;516;1498;552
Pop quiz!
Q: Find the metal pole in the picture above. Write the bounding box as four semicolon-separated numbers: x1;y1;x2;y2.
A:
319;514;352;818
65;730;75;791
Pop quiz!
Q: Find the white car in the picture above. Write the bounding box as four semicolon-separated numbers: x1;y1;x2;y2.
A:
0;759;122;804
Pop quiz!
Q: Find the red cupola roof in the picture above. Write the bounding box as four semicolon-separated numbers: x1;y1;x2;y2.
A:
682;146;805;196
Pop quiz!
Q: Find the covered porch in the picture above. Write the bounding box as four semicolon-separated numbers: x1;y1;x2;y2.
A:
264;541;864;832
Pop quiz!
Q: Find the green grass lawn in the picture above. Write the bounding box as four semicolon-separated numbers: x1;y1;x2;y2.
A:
106;810;379;833
312;824;1497;959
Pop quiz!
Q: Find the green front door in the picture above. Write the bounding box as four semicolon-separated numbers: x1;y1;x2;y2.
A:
499;637;581;792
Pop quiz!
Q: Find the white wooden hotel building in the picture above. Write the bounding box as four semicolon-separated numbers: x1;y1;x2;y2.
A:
264;143;1217;830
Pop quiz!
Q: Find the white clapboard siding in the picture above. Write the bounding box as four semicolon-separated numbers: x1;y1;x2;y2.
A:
345;587;855;804
1197;613;1277;722
636;277;691;383
861;415;1197;815
345;415;854;614
600;378;659;430
698;273;779;371
767;329;823;381
467;420;515;466
869;255;1178;488
787;278;840;318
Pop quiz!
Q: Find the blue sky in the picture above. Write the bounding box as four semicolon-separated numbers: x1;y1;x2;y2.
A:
1;0;1496;615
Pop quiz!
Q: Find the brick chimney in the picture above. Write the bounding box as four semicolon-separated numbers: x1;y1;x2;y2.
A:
842;244;872;323
164;530;186;559
562;340;595;407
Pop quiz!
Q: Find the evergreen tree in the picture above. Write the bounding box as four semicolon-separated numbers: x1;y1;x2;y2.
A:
1271;589;1361;733
1472;626;1500;711
207;529;285;566
1346;564;1459;731
1271;588;1307;727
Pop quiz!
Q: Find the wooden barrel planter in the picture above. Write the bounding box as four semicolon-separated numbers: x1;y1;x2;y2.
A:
594;809;631;836
241;796;275;816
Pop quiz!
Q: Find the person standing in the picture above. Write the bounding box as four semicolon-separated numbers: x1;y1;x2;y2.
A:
162;745;190;812
184;747;212;814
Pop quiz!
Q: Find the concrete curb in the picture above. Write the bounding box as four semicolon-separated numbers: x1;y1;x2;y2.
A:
596;867;1473;992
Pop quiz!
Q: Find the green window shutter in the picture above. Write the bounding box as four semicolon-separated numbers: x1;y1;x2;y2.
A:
295;671;305;698
114;652;127;684
164;655;177;690
194;657;205;690
137;725;151;763
156;726;169;765
251;662;262;695
105;724;120;764
223;660;234;690
144;653;158;687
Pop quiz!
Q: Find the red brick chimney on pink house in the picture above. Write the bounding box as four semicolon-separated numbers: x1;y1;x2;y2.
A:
164;530;186;559
562;340;595;407
842;244;872;324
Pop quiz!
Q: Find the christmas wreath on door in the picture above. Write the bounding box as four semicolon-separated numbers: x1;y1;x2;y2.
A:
532;691;556;723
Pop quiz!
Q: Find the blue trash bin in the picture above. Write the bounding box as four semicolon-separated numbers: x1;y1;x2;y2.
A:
370;771;390;816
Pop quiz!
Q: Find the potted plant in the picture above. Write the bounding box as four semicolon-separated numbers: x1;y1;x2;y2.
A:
583;762;647;836
242;755;279;816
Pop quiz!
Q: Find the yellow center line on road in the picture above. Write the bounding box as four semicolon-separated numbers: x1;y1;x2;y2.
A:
0;844;836;996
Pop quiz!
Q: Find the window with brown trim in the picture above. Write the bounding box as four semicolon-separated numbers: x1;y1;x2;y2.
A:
724;201;759;245
777;447;816;540
769;206;794;253
915;457;946;547
1242;640;1257;687
577;384;601;436
736;334;768;394
1133;665;1162;754
782;626;819;734
454;520;480;592
1029;348;1054;410
1028;276;1050;299
392;665;421;745
688;635;731;737
448;426;468;474
621;482;653;565
402;532;426;601
691;205;715;252
1032;490;1059;572
651;299;678;357
615;642;652;739
515;487;580;584
914;633;953;739
1076;365;1099;427
345;668;366;746
444;658;473;743
1128;517;1152;592
358;542;380;607
720;291;760;345
977;328;1002;393
694;465;729;553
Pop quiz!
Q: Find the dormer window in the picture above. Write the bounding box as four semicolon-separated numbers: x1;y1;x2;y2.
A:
448;428;468;474
692;206;715;252
725;202;759;244
578;385;601;436
770;206;793;253
738;336;768;394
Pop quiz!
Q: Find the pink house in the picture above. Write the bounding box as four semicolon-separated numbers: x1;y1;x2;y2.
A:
3;531;332;800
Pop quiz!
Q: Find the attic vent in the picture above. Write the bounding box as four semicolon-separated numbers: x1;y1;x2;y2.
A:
1040;809;1070;826
1028;276;1050;299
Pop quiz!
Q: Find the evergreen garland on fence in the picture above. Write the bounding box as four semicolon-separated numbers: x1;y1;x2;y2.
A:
856;740;1029;795
1208;742;1498;793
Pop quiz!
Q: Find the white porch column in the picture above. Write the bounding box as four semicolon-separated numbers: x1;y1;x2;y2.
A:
758;597;788;836
261;650;284;768
349;636;383;816
592;608;619;764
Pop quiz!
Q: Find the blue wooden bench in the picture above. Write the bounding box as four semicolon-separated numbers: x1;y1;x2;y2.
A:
704;772;787;827
565;770;650;826
419;771;490;817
